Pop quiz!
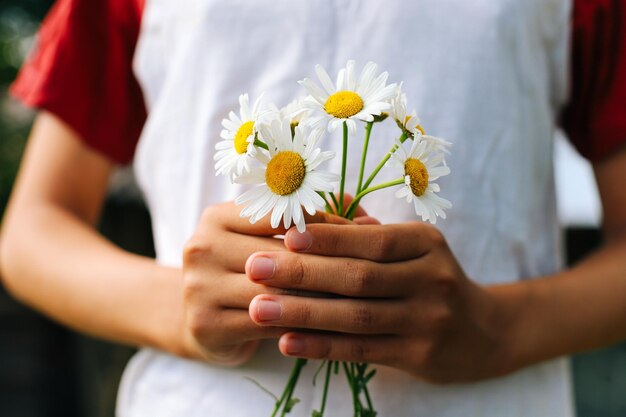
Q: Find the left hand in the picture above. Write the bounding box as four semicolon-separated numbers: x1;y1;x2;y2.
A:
246;222;515;384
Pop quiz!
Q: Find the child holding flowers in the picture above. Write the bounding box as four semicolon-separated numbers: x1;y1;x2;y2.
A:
2;0;626;416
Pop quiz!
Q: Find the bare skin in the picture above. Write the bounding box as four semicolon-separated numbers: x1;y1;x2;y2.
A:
1;112;626;384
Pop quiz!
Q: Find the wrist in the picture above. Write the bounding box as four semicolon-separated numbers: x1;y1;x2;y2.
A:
140;263;193;358
483;281;534;376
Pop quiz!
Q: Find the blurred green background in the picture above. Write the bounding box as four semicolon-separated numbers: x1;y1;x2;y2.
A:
0;2;624;417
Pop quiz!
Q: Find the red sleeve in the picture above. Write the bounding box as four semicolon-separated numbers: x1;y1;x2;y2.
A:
561;0;626;162
10;0;146;165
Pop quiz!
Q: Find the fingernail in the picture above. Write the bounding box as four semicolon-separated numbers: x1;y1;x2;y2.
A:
256;299;282;322
285;336;306;355
287;230;312;251
250;257;275;280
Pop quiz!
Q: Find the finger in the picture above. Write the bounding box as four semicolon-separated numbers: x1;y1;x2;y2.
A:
278;332;402;367
185;233;285;273
215;273;320;308
203;202;352;236
246;251;414;297
249;294;406;335
353;216;381;225
284;222;438;262
192;308;288;347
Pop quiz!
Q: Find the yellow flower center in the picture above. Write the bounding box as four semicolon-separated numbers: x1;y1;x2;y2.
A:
234;121;255;154
404;158;429;197
265;151;306;196
324;91;364;118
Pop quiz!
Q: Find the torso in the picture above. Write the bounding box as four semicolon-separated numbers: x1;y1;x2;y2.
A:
119;1;575;415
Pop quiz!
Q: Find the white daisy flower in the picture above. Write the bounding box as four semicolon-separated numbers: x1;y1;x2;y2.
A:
214;93;265;180
260;98;313;141
419;132;453;155
392;136;452;224
388;84;424;137
299;60;397;134
234;119;338;232
278;97;311;127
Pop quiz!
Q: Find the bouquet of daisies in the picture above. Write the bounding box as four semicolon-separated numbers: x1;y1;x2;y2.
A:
215;60;452;417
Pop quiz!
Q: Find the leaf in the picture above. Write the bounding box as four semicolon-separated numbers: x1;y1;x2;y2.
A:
285;397;301;413
361;409;378;417
364;369;377;382
312;411;322;417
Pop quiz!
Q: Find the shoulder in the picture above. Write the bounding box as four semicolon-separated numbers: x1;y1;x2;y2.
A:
10;0;147;165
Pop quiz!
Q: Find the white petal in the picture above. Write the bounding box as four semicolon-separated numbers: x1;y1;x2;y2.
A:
299;78;328;104
346;119;357;135
222;118;239;133
229;111;242;126
346;60;356;91
271;197;289;229
296;188;316;215
251;92;265;118
357;62;377;94
315;64;336;95
283;197;293;229
291;197;304;231
236;185;267;205
215;140;233;150
251;193;280;222
336;68;346;90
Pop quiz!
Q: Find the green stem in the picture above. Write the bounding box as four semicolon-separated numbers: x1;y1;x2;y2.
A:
361;132;408;191
329;193;340;214
254;138;269;150
344;178;405;219
358;364;374;412
356;122;374;194
318;360;333;416
317;192;333;213
338;122;349;215
343;362;361;417
271;358;307;417
362;381;374;413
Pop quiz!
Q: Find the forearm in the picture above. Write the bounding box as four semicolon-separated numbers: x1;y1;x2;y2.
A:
491;233;626;372
1;202;185;355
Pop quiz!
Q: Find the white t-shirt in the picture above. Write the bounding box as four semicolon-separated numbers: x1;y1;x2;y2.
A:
118;1;575;416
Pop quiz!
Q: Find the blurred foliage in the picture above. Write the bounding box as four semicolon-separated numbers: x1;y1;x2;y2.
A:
0;0;53;216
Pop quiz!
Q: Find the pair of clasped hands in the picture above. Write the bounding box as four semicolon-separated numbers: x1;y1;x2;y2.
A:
182;201;511;384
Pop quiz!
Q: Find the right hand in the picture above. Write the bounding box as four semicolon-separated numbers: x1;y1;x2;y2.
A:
181;201;349;366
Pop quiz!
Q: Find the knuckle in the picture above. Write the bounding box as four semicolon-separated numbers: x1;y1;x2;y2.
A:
182;274;203;301
426;226;446;248
417;339;439;369
350;338;369;362
182;238;205;265
294;303;313;326
371;228;394;261
187;309;210;340
316;339;333;360
200;205;219;225
351;306;374;331
183;237;215;266
428;304;453;334
289;256;306;286
434;269;460;300
323;228;342;253
348;261;375;294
